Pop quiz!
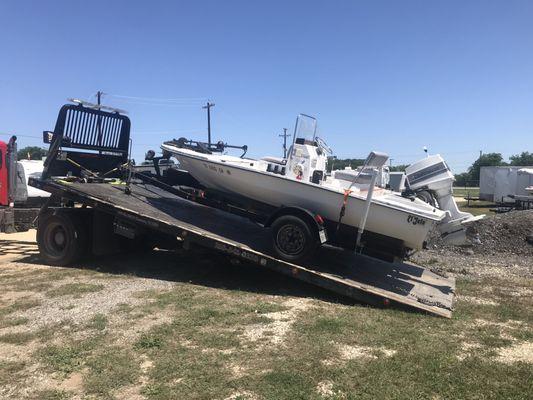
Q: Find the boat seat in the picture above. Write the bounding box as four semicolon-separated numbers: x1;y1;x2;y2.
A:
261;156;286;165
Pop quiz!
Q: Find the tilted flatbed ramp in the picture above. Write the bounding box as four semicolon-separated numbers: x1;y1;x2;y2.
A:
31;178;455;318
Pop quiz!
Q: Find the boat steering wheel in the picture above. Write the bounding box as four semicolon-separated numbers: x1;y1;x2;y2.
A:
315;136;333;155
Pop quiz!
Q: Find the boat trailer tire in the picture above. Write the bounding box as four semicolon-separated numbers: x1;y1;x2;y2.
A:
271;215;318;262
37;212;89;266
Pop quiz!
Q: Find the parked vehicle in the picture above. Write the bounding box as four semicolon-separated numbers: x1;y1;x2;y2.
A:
0;136;48;233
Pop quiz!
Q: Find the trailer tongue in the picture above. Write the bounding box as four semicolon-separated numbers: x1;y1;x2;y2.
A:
29;102;455;318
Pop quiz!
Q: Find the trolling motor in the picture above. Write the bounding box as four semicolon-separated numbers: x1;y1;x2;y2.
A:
166;138;248;158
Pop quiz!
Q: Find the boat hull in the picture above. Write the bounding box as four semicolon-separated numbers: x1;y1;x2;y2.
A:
169;149;442;250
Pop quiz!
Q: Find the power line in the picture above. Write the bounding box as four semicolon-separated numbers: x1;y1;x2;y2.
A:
131;127;204;134
104;99;205;108
215;105;248;129
106;93;208;103
0;132;41;139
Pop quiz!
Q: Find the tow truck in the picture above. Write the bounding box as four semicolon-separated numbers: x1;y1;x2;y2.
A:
27;102;455;317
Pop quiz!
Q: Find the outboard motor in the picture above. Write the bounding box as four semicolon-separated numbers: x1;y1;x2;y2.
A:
405;154;483;245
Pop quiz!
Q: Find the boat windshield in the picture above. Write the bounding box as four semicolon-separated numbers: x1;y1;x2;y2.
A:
293;114;317;143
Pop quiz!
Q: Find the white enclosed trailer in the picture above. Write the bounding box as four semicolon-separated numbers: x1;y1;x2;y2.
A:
480;166;533;203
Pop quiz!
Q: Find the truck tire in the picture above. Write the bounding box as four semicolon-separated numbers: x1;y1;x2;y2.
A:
271;215;318;263
37;212;89;266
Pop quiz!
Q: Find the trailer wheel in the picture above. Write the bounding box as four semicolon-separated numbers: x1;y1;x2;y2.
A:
37;212;88;266
271;215;318;263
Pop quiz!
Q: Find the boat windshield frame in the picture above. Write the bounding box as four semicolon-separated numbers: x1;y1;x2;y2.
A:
292;114;318;144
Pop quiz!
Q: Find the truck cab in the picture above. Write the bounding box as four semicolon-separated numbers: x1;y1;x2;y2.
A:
0;136;43;233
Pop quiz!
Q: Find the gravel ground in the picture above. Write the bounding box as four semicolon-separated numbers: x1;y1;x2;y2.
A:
411;209;533;278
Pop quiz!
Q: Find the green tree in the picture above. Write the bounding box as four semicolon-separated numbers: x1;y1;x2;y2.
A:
509;151;533;166
17;146;47;161
468;153;507;183
327;157;366;172
454;172;471;187
389;164;409;172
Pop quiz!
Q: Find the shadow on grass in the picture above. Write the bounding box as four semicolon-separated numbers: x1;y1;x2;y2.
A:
16;247;359;307
13;240;452;318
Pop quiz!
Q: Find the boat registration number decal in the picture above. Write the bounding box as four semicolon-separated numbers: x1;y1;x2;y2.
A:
407;215;426;226
203;162;231;175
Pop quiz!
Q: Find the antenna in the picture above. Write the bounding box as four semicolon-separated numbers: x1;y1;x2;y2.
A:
97;90;105;106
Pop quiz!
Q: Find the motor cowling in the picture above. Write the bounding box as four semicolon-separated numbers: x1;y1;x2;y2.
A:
406;154;484;245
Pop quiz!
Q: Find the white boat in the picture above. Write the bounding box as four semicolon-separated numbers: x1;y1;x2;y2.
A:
161;115;480;257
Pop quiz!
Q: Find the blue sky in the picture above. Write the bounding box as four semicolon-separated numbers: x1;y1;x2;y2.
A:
1;0;532;172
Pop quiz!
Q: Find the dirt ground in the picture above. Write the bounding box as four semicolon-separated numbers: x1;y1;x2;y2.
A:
0;225;532;400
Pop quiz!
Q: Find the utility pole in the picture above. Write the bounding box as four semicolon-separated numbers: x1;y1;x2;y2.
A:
202;102;215;146
389;158;394;167
279;128;290;158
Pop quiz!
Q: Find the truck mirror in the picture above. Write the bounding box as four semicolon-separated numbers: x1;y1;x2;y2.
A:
43;131;54;144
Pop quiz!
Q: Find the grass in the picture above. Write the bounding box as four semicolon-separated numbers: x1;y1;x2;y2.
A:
0;360;26;386
456;200;494;216
30;389;71;400
86;313;108;331
0;254;531;399
0;316;28;329
452;186;495;216
45;283;104;298
453;187;480;198
0;298;41;318
0;331;36;344
11;277;524;399
83;347;138;396
38;335;104;374
127;278;533;400
135;333;165;350
39;345;85;374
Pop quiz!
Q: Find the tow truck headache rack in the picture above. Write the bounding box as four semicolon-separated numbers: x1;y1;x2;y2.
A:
29;103;455;318
42;103;131;179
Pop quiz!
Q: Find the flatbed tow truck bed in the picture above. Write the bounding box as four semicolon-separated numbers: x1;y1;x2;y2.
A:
30;177;455;318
